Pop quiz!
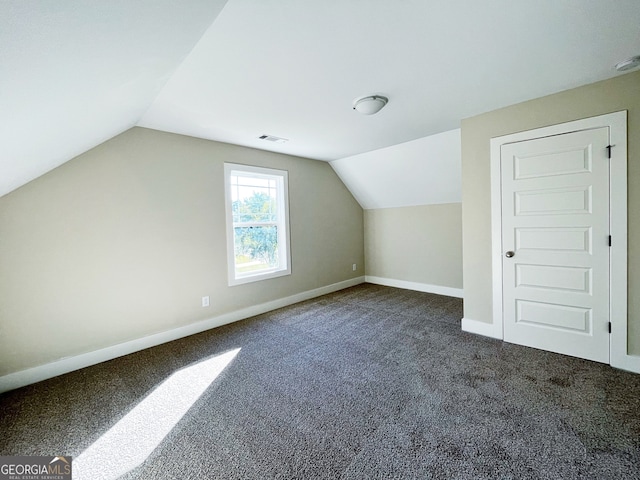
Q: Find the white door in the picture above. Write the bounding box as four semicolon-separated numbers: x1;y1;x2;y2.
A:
501;127;610;363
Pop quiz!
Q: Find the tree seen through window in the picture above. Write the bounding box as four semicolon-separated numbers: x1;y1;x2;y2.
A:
224;163;290;285
233;191;279;272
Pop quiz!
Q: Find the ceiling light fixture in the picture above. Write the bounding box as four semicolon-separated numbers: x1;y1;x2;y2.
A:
614;55;640;72
353;95;388;115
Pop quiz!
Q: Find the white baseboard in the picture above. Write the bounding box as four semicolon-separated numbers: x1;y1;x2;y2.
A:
611;350;640;375
365;275;463;298
0;276;365;394
461;317;640;373
461;317;503;340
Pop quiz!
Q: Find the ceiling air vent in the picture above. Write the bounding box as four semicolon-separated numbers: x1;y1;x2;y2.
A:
258;134;288;144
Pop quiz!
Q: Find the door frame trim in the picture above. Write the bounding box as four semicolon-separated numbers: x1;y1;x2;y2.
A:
488;111;637;372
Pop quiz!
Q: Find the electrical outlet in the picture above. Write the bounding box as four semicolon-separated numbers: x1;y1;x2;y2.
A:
202;296;210;307
352;263;357;271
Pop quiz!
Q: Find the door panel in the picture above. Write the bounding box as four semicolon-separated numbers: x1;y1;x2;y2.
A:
515;186;591;215
515;264;591;293
514;146;590;179
516;300;591;333
501;127;610;363
516;227;590;253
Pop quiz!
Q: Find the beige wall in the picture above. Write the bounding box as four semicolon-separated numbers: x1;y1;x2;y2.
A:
0;127;364;376
364;203;463;289
461;70;640;353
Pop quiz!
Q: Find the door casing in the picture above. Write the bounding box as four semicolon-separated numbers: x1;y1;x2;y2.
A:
489;111;635;372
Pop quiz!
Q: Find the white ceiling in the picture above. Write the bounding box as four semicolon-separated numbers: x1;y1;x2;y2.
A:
2;0;639;197
331;129;461;210
0;0;228;197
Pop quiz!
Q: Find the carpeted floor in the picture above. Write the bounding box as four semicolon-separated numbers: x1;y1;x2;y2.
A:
1;283;639;479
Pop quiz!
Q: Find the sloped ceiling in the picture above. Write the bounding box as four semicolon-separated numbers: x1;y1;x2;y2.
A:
2;1;639;197
331;129;461;210
0;0;228;197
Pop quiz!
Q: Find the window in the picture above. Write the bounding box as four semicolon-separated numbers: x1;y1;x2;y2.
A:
224;163;291;285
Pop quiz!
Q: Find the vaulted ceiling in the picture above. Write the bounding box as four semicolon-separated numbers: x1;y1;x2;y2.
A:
2;1;639;197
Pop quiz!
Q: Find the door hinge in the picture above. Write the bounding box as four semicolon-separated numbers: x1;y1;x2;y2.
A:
608;322;612;333
606;145;613;158
609;235;612;247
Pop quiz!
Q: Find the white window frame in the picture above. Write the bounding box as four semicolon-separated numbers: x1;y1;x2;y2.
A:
224;163;291;286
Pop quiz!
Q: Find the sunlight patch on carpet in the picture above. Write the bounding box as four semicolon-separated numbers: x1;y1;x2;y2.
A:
73;348;240;480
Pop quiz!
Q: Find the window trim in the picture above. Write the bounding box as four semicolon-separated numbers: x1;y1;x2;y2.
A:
224;163;291;286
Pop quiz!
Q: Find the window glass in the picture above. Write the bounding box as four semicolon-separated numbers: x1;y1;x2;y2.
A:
224;164;291;285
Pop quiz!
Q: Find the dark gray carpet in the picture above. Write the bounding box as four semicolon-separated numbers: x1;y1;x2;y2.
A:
1;283;639;479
